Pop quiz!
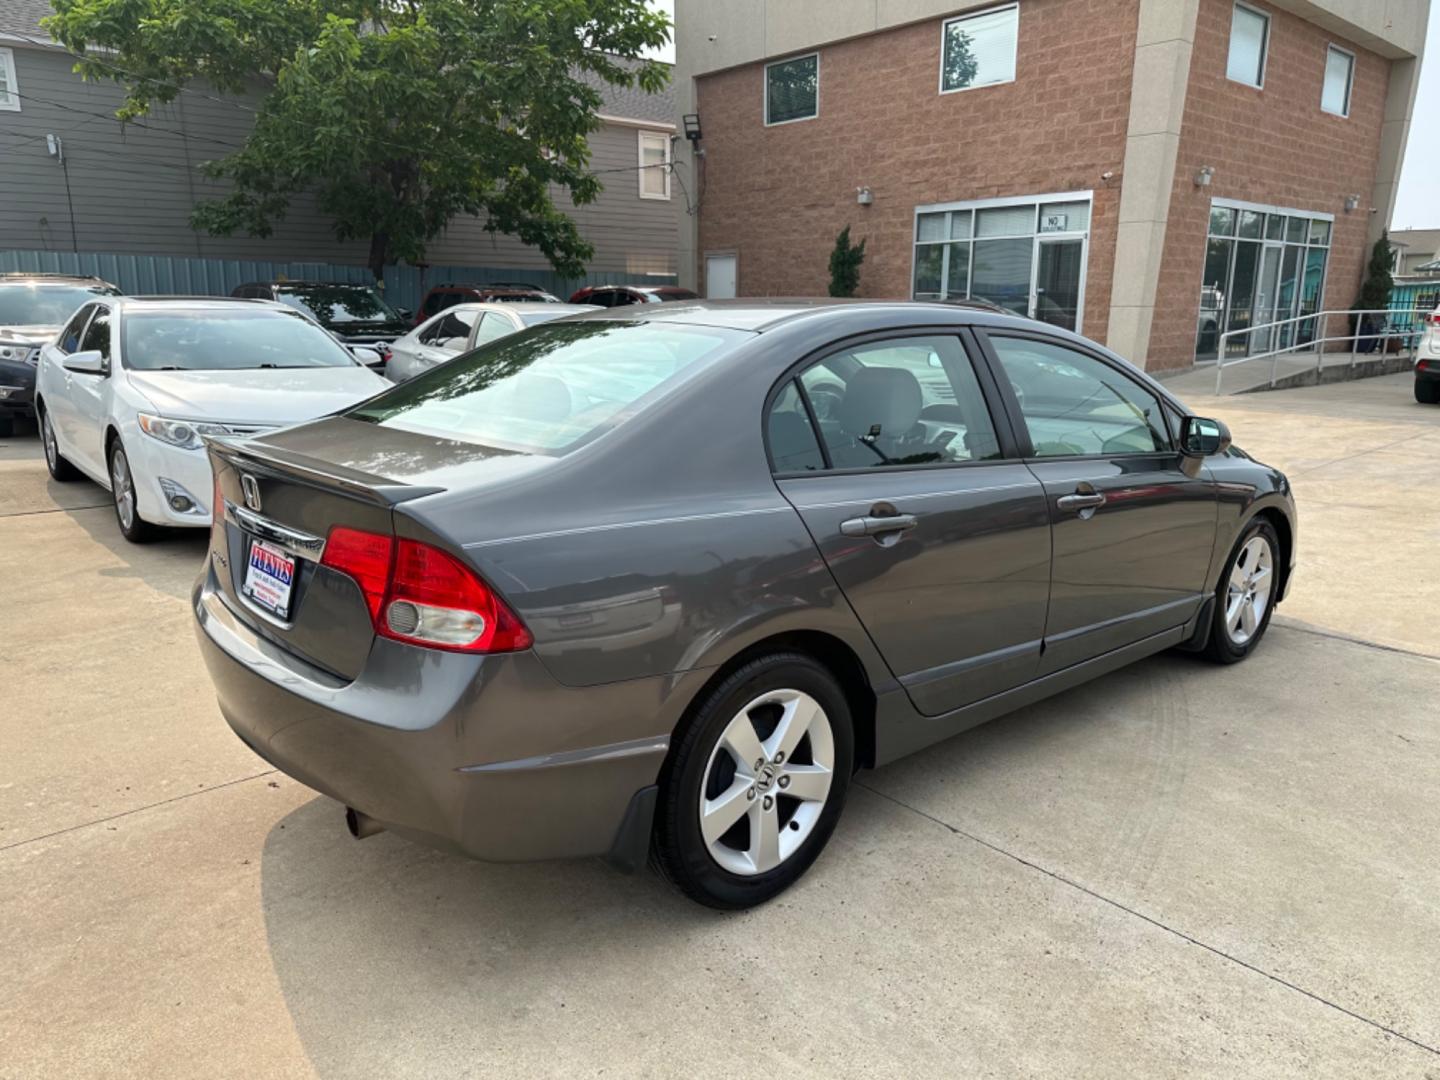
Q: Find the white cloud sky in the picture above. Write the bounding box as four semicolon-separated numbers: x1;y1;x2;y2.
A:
1393;3;1439;230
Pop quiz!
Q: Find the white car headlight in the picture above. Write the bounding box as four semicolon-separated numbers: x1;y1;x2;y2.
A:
137;414;231;450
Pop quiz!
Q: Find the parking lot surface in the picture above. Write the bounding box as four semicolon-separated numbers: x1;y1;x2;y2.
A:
3;373;1438;1078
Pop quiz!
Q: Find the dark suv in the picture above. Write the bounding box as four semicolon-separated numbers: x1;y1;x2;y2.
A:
568;284;699;307
0;273;122;434
233;282;412;351
414;282;560;324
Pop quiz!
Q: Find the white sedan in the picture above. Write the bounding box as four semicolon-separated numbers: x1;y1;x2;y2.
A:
35;296;388;542
386;301;594;382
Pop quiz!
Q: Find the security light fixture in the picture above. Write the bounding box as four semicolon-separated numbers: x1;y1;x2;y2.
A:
856;186;873;206
683;114;702;145
1343;194;1361;212
1194;165;1214;187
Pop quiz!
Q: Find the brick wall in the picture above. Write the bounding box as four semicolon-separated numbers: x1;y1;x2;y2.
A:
1148;0;1390;369
694;0;1139;341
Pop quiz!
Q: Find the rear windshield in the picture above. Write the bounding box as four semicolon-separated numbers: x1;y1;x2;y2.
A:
0;284;120;326
122;309;359;371
277;285;402;324
348;321;747;455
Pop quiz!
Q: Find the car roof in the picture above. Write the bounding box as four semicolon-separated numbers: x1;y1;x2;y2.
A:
569;297;1046;333
112;296;289;311
477;302;593;315
0;273;116;287
238;281;374;289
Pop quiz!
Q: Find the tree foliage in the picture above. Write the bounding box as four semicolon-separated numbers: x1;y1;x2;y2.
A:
44;0;671;280
1355;230;1395;312
827;225;866;298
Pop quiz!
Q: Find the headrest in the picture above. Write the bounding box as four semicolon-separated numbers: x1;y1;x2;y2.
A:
838;366;923;439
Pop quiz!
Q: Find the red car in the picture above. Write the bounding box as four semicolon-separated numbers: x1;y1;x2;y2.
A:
568;285;700;307
415;283;560;325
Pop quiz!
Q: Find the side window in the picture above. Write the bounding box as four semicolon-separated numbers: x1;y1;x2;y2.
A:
422;310;476;348
80;307;112;365
611;290;640;307
469;313;512;347
766;381;825;473
988;336;1170;457
58;304;96;354
794;334;1001;470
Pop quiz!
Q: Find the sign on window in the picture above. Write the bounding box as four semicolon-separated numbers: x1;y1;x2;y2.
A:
1040;213;1068;233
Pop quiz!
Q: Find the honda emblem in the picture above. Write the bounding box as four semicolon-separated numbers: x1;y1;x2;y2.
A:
240;474;262;513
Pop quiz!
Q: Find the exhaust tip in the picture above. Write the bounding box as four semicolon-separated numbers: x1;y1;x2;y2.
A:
345;806;384;840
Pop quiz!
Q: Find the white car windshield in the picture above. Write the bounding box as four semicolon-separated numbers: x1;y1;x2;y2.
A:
122;309;359;371
0;284;120;326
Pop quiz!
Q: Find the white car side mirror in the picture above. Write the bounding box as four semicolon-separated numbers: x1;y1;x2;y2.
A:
62;350;106;375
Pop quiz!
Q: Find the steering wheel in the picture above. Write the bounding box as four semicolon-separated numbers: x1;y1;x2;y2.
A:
807;381;845;421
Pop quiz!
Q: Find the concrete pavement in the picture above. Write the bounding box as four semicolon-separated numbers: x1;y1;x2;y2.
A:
2;378;1438;1079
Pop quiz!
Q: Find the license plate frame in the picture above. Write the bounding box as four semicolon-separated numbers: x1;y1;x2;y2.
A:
242;536;296;619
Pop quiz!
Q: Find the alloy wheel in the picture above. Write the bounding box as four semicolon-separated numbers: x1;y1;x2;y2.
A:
111;448;135;530
699;688;835;876
1225;535;1274;645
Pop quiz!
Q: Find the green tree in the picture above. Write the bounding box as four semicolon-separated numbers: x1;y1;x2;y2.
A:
827;225;866;298
1350;230;1395;347
44;0;671;282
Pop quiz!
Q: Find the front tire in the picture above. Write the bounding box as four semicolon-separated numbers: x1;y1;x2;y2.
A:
1415;378;1438;404
41;408;81;481
1203;519;1280;663
653;653;854;910
108;440;159;543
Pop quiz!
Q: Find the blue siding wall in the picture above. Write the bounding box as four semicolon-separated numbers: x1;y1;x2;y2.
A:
0;250;676;311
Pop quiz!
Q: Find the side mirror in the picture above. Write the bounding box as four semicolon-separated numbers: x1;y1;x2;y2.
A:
63;350;106;375
397;308;413;320
1181;415;1232;457
349;345;385;369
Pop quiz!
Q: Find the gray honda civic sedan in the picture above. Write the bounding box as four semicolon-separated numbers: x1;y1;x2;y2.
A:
194;300;1295;909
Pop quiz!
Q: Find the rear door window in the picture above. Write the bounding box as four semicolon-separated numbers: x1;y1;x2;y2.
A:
80;307;112;367
58;304;97;354
987;335;1170;456
420;309;477;348
782;335;1002;470
766;381;825;473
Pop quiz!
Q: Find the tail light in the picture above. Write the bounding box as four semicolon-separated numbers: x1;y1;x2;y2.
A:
320;527;532;653
1429;314;1440;328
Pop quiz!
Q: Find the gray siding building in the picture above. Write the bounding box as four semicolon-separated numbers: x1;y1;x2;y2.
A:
0;1;677;279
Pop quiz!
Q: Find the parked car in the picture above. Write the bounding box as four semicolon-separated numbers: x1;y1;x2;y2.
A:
232;282;412;361
386;302;593;382
568;284;700;307
0;273;122;435
194;300;1296;909
1412;304;1440;403
415;282;562;324
36;297;388;542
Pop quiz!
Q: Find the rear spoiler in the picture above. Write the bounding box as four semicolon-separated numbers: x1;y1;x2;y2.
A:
205;437;443;508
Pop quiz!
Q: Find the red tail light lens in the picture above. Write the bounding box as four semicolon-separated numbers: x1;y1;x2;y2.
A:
320;527;531;653
322;527;394;621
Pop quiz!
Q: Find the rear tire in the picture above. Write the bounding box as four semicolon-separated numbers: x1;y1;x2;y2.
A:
652;652;854;910
108;440;159;544
1203;519;1280;664
41;408;81;481
1415;378;1438;404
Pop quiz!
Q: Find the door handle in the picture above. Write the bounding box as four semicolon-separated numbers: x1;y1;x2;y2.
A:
840;513;918;538
1057;493;1106;512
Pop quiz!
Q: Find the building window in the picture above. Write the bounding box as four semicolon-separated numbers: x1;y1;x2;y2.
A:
940;4;1019;94
1196;199;1333;362
912;192;1091;332
0;48;20;111
1321;45;1355;117
638;131;670;199
1226;3;1269;88
765;53;819;125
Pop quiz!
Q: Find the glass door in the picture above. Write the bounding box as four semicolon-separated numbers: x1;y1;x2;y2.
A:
1251;243;1284;353
1031;237;1084;331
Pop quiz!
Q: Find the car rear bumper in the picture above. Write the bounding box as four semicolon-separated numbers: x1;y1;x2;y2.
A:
193;568;692;863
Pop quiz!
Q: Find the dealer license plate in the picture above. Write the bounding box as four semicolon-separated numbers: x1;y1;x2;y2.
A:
243;538;296;618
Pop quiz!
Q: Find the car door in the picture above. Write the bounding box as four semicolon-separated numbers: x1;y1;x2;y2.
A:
770;330;1053;718
979;331;1218;674
41;302;99;458
66;303;115;477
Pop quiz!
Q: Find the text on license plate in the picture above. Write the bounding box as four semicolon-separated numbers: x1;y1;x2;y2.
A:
243;538;295;618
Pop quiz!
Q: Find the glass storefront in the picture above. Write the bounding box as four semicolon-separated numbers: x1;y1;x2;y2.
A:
1195;199;1332;362
912;193;1091;332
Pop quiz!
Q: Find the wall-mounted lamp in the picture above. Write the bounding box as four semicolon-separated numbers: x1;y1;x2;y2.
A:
1343;193;1361;212
682;114;703;145
856;186;874;206
1193;165;1214;188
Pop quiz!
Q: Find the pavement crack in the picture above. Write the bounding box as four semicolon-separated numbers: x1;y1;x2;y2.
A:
1270;619;1440;663
0;503;110;519
854;780;1440;1059
1286;430;1434;478
0;770;277;854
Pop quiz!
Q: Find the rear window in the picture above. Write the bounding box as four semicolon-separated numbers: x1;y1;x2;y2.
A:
348;321;748;455
0;284;120;326
122;308;359;371
277;285;402;324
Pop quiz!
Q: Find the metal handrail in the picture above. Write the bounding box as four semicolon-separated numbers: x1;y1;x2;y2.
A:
1212;307;1432;395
